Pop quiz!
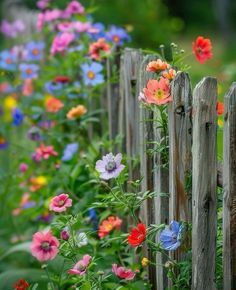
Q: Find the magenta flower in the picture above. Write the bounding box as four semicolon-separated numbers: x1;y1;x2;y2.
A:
49;193;72;213
65;1;85;16
30;231;59;262
95;153;125;180
68;254;92;275
19;163;28;173
112;264;137;280
50;32;74;55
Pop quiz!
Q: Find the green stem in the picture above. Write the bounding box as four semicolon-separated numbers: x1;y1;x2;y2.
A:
44;266;56;290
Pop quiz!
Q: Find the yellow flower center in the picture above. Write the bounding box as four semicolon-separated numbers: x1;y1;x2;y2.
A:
155;89;164;100
87;71;95;80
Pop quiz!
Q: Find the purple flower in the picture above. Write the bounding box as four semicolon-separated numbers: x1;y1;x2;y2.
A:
106;25;130;46
95;153;125;180
27;126;42;141
0;50;17;71
19;63;39;79
25;41;45;61
12;108;24;126
45;81;63;94
61;143;79;161
0;137;8;150
81;62;104;86
160;221;183;251
0;19;25;38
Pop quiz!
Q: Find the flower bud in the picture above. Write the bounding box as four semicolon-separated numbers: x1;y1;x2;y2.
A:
60;228;69;241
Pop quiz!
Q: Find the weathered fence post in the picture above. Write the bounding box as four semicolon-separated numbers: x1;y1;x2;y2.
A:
192;77;217;290
223;82;236;290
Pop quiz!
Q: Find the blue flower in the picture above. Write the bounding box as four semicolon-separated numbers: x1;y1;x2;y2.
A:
12;108;24;126
25;41;45;61
45;81;63;94
61;143;79;161
160;220;183;251
0;50;17;71
19;63;39;79
89;22;106;40
88;208;98;230
81;62;104;86
106;25;130;46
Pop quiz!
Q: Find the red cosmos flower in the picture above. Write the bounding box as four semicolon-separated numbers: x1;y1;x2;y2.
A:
127;223;147;247
217;101;224;115
54;75;71;83
192;36;213;64
14;279;29;290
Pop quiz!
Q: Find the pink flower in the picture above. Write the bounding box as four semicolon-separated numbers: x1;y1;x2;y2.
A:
73;21;93;33
37;13;45;32
142;77;171;105
44;9;62;22
89;38;111;60
49;193;72;213
65;1;85;16
30;231;59;262
57;22;74;32
19;162;28;173
50;32;74;55
22;79;33;96
68;254;92;275
112;264;137;280
34;143;58;161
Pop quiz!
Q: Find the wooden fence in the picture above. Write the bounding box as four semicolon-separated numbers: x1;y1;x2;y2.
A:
105;48;236;290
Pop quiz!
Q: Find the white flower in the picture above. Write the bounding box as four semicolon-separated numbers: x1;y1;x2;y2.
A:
77;232;88;247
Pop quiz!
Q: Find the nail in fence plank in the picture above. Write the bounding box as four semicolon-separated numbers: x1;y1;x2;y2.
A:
139;54;158;290
223;82;236;290
123;48;143;179
192;77;217;290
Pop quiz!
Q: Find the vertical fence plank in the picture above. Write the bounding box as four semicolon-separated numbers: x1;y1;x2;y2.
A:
223;82;236;290
123;48;143;179
168;72;192;223
138;54;158;290
192;77;217;290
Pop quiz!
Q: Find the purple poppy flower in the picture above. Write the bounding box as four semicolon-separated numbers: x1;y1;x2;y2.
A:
81;62;104;86
61;143;79;161
19;63;39;79
12;108;24;126
95;153;125;180
0;50;17;71
106;25;130;46
25;41;45;61
160;220;183;251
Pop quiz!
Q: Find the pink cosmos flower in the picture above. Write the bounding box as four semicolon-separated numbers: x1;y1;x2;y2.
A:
36;13;45;32
142;77;171;105
19;162;28;173
50;32;74;55
30;231;59;262
112;264;137;280
73;21;93;33
57;22;74;32
65;1;85;16
49;193;72;213
89;38;111;60
44;9;62;22
68;254;92;275
34;143;58;161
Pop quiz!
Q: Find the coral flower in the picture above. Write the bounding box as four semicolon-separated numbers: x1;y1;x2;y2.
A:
49;193;72;213
67;105;87;119
217;101;224;115
128;223;147;247
14;279;29;290
45;96;64;113
112;264;137;280
162;68;177;80
143;77;171;105
98;216;122;239
89;38;111;60
146;59;170;73
34;143;58;161
68;254;92;275
22;79;33;96
192;36;213;64
30;230;59;262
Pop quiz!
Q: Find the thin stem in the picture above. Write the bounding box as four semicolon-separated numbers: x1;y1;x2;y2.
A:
44;266;56;290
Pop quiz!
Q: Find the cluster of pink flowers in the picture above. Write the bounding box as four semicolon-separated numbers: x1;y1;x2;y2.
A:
32;143;58;162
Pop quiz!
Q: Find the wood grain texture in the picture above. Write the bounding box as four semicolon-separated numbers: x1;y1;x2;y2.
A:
223;82;236;290
192;77;217;290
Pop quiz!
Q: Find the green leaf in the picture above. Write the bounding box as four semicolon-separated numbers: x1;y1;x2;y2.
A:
0;242;31;260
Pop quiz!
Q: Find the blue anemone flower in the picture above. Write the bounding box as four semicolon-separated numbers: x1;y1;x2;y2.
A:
19;63;39;79
0;50;17;71
45;81;63;94
12;108;24;126
25;41;45;61
106;25;130;46
160;220;183;251
81;62;104;86
61;143;79;161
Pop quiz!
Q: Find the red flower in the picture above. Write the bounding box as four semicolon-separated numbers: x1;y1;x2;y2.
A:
192;36;213;64
217;101;224;115
54;75;71;83
14;279;29;290
127;223;147;247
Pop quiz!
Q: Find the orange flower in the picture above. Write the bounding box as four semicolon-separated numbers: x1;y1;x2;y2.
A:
143;77;171;105
162;68;177;80
217;101;224;115
146;59;170;73
45;96;64;113
98;216;122;239
192;36;213;64
89;38;111;60
67;105;87;119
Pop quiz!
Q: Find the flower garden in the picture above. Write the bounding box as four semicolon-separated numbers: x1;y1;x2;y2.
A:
0;0;234;290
